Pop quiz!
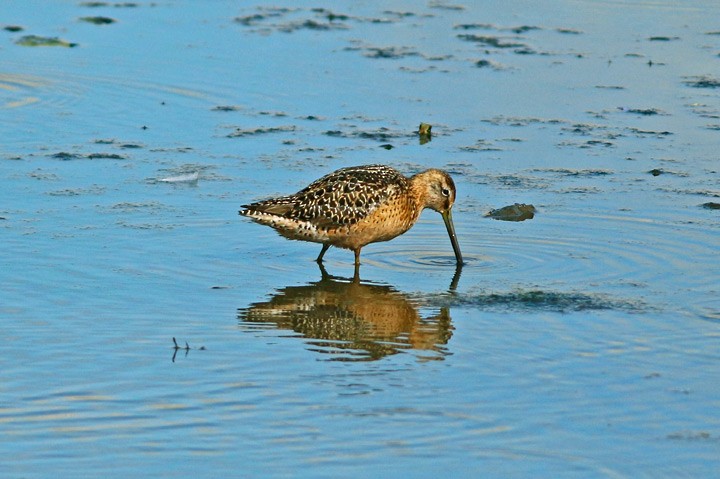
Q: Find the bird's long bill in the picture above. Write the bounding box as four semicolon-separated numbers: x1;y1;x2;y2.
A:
441;209;464;265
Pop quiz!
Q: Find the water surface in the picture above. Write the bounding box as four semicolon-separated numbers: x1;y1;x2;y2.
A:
1;0;719;477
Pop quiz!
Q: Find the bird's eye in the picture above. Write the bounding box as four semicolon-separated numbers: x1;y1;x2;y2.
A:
441;188;450;197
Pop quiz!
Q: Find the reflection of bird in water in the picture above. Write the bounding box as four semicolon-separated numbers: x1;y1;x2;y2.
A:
238;265;454;361
239;164;463;268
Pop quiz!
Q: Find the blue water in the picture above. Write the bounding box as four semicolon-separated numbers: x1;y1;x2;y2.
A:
1;1;719;477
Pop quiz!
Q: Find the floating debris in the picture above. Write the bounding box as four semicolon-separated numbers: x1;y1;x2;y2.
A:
3;25;23;32
172;337;206;362
485;203;536;221
649;168;664;176
418;123;432;135
648;36;680;41
701;202;720;210
15;35;77;47
158;171;199;183
418;122;432;144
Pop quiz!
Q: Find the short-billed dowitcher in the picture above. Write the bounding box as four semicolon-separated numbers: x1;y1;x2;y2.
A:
239;164;463;266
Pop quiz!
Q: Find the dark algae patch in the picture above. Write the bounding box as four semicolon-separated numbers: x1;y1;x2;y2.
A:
49;151;126;160
474;59;506;70
15;35;77;47
79;16;117;25
683;76;720;89
50;152;83;160
441;289;646;313
87;153;126;159
213;105;243;112
648;36;680;41
666;431;716;442
227;125;296;138
456;33;528;49
324;127;410;142
362;46;421;59
80;1;139;6
534;168;612;177
619;107;664;116
234;7;384;33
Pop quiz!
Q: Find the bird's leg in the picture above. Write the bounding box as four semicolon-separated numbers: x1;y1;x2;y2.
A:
317;261;331;280
316;244;330;263
353;248;361;266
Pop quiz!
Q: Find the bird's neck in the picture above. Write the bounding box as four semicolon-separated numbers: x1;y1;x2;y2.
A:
409;170;436;207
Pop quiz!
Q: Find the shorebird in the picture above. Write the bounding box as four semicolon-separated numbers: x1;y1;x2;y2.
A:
239;164;463;266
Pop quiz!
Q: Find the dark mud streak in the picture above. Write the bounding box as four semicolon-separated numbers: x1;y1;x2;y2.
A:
683;76;720;88
422;290;648;313
15;35;77;47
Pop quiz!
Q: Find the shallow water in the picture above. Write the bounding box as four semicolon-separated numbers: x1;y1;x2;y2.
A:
1;0;719;477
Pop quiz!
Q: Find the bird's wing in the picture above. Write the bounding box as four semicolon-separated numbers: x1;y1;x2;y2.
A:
296;166;410;227
297;174;393;227
242;165;408;228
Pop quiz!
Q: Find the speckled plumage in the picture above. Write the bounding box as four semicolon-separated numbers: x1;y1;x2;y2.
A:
239;164;463;266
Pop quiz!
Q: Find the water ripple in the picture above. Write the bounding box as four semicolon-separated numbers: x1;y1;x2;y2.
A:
362;208;717;318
